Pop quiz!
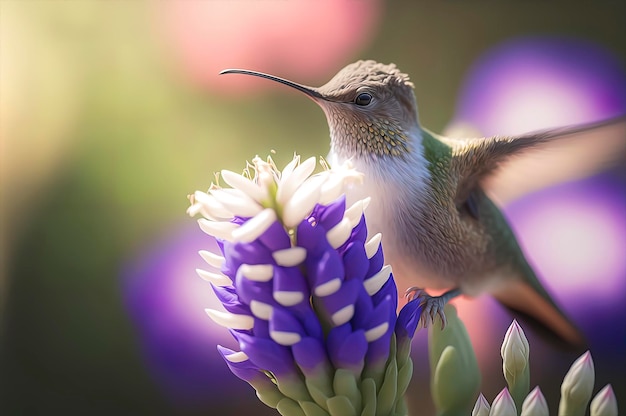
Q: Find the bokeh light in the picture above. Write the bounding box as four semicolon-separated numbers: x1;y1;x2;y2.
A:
452;37;626;135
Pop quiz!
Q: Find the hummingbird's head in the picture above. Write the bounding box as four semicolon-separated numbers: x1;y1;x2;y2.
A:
220;60;420;161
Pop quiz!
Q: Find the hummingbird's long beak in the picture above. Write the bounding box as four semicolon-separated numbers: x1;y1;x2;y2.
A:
219;69;324;101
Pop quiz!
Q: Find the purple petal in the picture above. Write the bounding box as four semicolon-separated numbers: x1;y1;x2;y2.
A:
252;319;270;339
217;345;264;383
347;216;368;247
316;279;360;325
395;299;422;341
273;266;309;306
315;196;346;230
327;324;367;372
309;249;345;295
234;274;274;307
222;240;274;279
258;220;291;252
292;337;329;372
351;288;374;330
342;242;369;282
233;331;297;377
296;219;330;258
270;306;306;340
371;274;398;312
363;296;395;363
289;304;324;340
365;244;384;279
211;284;251;315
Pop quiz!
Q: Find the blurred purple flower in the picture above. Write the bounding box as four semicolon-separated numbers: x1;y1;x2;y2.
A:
452;36;626;135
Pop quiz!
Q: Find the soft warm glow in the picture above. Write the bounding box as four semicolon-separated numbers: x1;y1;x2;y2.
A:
155;0;382;93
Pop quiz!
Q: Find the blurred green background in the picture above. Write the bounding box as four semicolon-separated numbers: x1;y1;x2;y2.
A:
1;1;624;415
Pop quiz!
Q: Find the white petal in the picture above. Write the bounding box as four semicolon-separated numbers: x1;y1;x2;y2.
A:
363;265;392;295
205;309;254;330
221;169;268;203
282;174;326;228
250;300;273;320
331;305;354;326
239;264;274;282
279;155;300;183
361;196;371;211
365;233;382;259
272;247;306;267
344;199;365;228
314;278;341;297
274;291;304;307
186;202;203;217
231;208;277;243
198;218;238;241
196;268;232;286
277;156;317;205
365;322;389;342
199;250;225;268
318;172;344;205
223;351;249;363
210;188;262;218
326;217;352;249
270;331;302;346
194;191;232;219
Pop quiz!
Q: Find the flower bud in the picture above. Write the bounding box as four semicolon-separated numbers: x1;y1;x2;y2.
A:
490;388;517;416
559;351;595;416
590;384;618;416
521;386;548;416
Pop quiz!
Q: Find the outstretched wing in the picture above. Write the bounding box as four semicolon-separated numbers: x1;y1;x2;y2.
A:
481;115;626;204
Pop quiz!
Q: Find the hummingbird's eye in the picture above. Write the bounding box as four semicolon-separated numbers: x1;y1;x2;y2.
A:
355;92;372;106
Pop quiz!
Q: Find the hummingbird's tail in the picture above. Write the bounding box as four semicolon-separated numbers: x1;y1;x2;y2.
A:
492;265;586;351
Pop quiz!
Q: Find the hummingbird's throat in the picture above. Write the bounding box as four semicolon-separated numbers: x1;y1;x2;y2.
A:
328;112;410;160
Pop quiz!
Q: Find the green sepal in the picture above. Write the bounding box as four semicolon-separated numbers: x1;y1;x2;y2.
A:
300;400;330;416
305;378;331;412
361;378;378;416
376;357;398;416
396;357;413;401
276;373;313;402
277;397;306;416
327;396;357;416
254;382;286;408
333;369;362;412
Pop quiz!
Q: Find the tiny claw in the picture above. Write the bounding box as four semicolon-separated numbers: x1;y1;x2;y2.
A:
437;308;447;330
404;286;423;301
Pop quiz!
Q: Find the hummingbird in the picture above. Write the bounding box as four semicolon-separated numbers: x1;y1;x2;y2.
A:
220;60;626;349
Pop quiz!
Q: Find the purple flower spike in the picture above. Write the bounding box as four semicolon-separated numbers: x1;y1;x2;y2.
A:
189;155;423;414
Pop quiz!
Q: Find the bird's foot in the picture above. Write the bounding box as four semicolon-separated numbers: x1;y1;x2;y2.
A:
404;287;462;330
